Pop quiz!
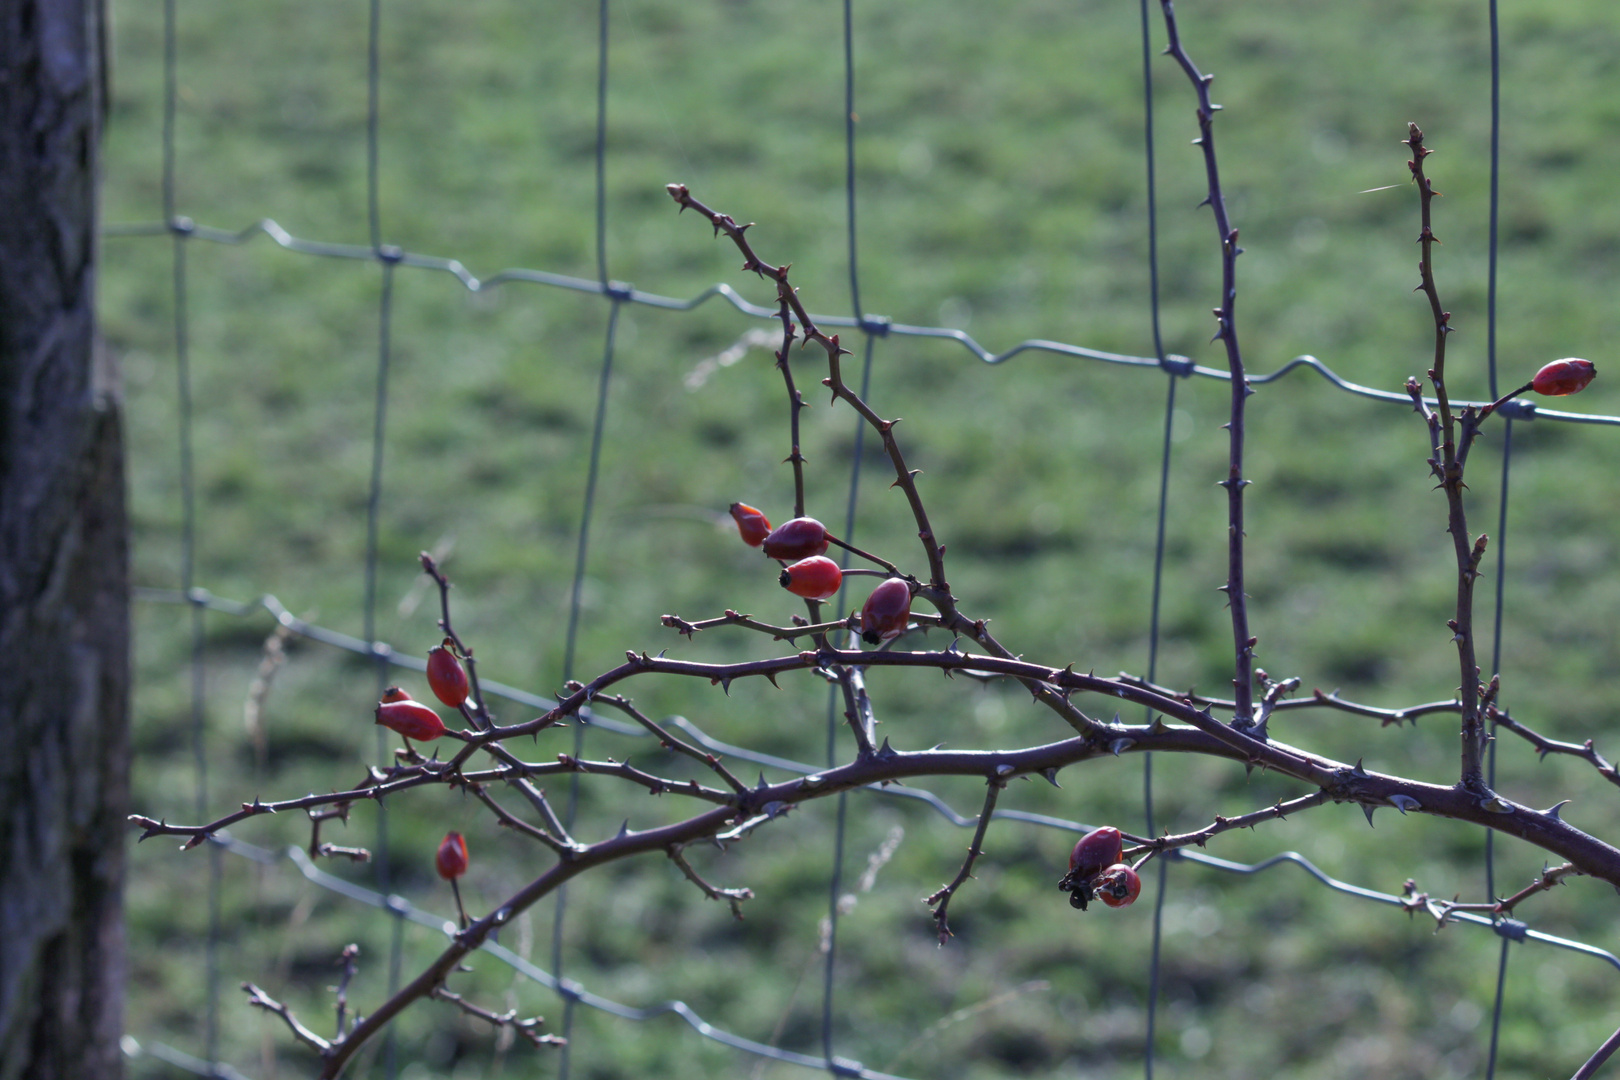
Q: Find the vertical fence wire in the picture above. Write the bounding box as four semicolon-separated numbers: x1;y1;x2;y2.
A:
819;4;868;1068
1138;0;1171;1073
161;0;225;1067
552;5;618;1074
1481;0;1514;1075
1141;379;1175;1078
357;0;408;1071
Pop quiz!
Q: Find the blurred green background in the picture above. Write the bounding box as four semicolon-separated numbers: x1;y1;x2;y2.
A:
104;0;1620;1077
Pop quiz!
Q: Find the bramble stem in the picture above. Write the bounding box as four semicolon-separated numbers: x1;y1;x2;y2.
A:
1405;123;1487;792
1158;1;1255;724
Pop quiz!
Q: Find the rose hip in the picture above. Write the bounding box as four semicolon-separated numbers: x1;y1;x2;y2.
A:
762;517;830;561
729;502;772;547
780;555;842;600
426;639;470;708
1531;357;1596;397
375;696;446;743
436;831;469;880
860;578;913;645
1096;863;1142;908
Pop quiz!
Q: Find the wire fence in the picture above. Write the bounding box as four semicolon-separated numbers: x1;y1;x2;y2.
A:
107;1;1620;1078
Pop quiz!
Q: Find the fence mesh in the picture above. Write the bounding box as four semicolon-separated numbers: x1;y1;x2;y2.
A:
105;1;1620;1078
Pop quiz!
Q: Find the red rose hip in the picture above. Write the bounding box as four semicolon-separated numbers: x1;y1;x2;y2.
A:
762;517;830;561
1096;863;1141;908
426;639;470;707
436;831;469;880
780;555;842;600
375;695;446;742
860;578;913;645
729;502;773;547
1530;357;1596;397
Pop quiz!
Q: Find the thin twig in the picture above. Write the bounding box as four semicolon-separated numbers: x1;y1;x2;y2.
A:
835;666;878;758
1113;673;1461;726
1402;863;1582;930
466;782;570;854
946;614;1106;739
1129;790;1333;864
661;610;855;641
1573;1022;1620;1080
772;300;809;518
1488;706;1620;790
450;878;469;930
333;944;360;1039
594;693;750;794
431;986;564;1049
924;778;1003;944
822;532;904;576
243;982;333;1055
307;802;359;859
421;553;496;730
668;845;754;919
315;843;371;862
129;752;737;842
510;778;577;847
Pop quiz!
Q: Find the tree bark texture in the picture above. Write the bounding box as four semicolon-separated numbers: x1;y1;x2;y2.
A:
0;2;127;1078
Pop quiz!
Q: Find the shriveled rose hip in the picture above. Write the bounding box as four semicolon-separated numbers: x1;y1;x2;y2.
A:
1530;357;1596;396
426;639;469;707
729;502;772;547
1096;863;1142;908
860;577;913;645
436;831;469;881
779;555;842;600
762;517;830;561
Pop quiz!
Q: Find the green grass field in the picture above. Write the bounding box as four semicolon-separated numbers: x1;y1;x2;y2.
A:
104;1;1620;1077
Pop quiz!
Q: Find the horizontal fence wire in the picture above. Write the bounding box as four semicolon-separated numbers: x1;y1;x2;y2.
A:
111;1;1620;1078
100;216;1620;427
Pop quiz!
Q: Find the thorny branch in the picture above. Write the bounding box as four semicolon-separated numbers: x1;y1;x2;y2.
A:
594;692;750;795
430;986;565;1049
466;781;572;854
668;183;950;596
422;553;494;731
925;778;1004;944
333;944;360;1039
1127;790;1334;864
1487;705;1620;791
1159;0;1256;725
1403;124;1490;793
1573;1024;1620;1080
1401;863;1582;930
661;609;858;642
243;983;333;1055
1112;673;1461;727
668;845;755;919
134;637;1620;882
